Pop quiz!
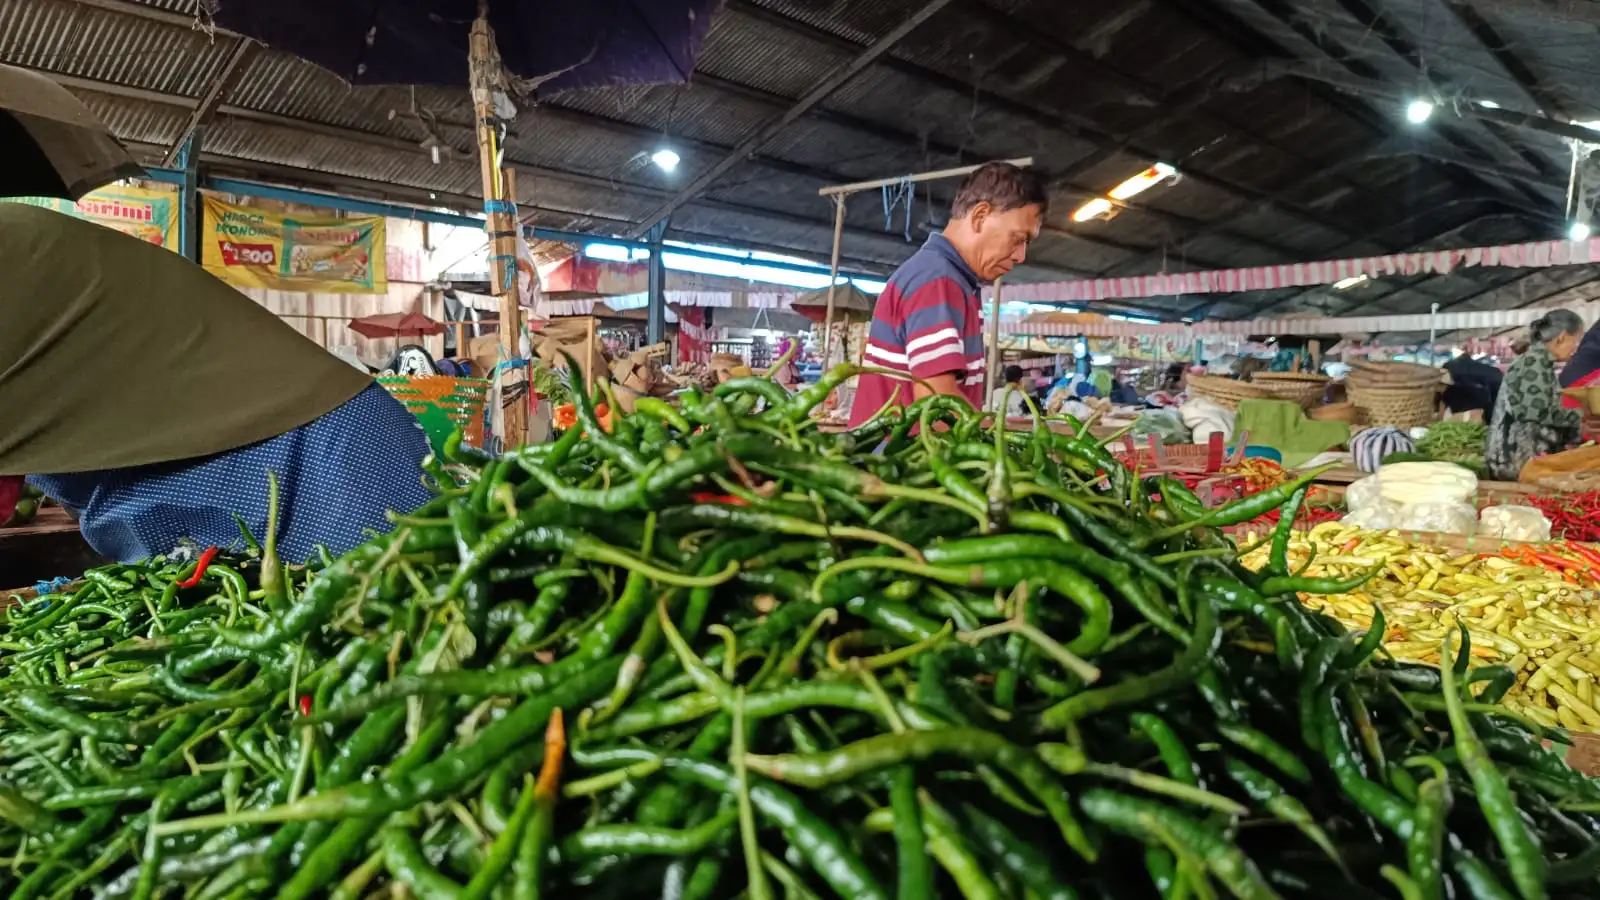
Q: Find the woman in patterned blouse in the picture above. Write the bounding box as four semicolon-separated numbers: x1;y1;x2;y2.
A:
1486;310;1584;481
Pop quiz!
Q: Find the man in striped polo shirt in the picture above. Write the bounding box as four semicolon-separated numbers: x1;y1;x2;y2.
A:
849;162;1048;427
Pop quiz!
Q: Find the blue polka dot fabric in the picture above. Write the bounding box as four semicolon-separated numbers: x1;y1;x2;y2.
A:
29;383;436;564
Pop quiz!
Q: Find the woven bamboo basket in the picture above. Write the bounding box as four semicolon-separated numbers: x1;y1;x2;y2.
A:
1348;383;1438;429
1309;401;1359;423
1251;372;1330;408
1346;360;1442;389
1187;374;1270;410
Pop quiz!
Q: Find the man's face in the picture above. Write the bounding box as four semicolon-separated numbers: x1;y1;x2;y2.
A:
968;202;1043;281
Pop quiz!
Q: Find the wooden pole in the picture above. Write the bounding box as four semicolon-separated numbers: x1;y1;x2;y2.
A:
470;6;526;449
985;278;1004;400
818;157;1034;197
820;196;846;368
584;316;597;393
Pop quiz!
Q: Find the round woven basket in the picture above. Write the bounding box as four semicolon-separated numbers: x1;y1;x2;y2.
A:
1251;372;1331;408
1187;374;1270;410
1348;383;1438;429
1346;360;1442;389
1309;401;1358;423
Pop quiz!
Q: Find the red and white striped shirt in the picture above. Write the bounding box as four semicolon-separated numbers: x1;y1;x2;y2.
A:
848;234;984;427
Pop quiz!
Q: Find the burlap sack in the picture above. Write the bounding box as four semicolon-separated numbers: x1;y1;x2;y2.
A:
1519;444;1600;491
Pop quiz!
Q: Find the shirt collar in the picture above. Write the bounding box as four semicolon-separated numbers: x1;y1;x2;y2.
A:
923;233;980;291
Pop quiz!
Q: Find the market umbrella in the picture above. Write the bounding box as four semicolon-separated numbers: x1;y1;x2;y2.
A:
0;64;144;200
790;283;876;324
347;312;447;339
204;0;719;93
791;283;877;366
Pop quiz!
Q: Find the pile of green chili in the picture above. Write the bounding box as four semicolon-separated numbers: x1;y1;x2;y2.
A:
0;361;1597;899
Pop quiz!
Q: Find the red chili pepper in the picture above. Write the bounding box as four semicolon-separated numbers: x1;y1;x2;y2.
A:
1567;542;1600;569
298;695;312;717
176;546;220;589
1533;551;1581;571
690;493;749;507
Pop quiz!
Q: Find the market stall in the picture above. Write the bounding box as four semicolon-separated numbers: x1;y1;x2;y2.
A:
8;360;1600;899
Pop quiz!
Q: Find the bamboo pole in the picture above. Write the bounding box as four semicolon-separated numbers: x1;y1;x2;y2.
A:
584;315;597;394
820;195;847;368
985;278;1004;400
470;7;526;449
818;157;1033;197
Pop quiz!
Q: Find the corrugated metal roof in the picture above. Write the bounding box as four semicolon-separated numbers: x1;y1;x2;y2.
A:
0;0;1587;319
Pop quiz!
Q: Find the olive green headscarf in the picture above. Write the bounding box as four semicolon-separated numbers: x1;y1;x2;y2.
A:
0;204;373;475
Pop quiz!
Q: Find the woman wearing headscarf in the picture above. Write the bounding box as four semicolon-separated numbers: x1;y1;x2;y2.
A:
1559;318;1600;410
0;203;435;563
1485;309;1585;481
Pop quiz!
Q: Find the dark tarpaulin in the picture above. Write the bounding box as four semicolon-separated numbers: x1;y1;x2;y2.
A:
205;0;721;93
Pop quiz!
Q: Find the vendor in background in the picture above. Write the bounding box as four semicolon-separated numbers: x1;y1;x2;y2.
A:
0;204;435;563
1559;318;1600;412
1441;353;1504;422
849;162;1047;426
988;365;1030;418
1485;309;1584;481
769;337;798;388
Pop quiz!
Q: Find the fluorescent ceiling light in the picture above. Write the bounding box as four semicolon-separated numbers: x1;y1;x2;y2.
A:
1070;163;1179;223
1333;273;1371;291
1071;198;1114;223
651;148;680;172
1108;163;1178;201
1405;100;1435;124
1477;99;1500;109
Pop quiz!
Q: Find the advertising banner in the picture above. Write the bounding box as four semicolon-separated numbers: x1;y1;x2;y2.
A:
1088;333;1198;363
10;185;180;250
201;196;386;293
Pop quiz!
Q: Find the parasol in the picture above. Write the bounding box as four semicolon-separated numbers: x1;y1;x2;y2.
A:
204;0;719;94
792;282;876;367
347;312;447;339
790;282;876;324
0;64;144;200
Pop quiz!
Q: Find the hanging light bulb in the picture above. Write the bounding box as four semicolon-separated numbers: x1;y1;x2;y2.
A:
1405;99;1435;124
1571;221;1591;242
651;148;680;172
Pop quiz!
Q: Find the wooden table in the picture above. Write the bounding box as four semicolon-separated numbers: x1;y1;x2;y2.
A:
0;507;106;594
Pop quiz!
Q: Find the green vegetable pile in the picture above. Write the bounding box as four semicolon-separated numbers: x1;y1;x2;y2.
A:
1417;421;1488;475
2;361;1597;899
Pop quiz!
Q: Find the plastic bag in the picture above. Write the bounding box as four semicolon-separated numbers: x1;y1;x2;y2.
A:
1342;501;1402;531
1478;505;1551;542
1344;474;1383;515
1180;398;1234;445
1392;502;1479;536
1132;409;1192;444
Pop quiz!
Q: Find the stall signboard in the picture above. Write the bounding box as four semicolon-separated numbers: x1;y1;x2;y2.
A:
201;196;386;293
1088;334;1198;363
8;185;180;250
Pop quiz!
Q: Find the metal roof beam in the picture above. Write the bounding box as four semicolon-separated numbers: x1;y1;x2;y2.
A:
952;0;1420;222
1437;0;1573;119
1255;63;1600;145
161;37;256;168
1459;0;1600;27
1434;269;1600;339
1322;0;1555;181
688;71;1303;261
721;0;1367;244
627;0;958;238
47;69;969;269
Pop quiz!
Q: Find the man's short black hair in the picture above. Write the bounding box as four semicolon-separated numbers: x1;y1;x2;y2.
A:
951;163;1049;220
1003;364;1025;385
